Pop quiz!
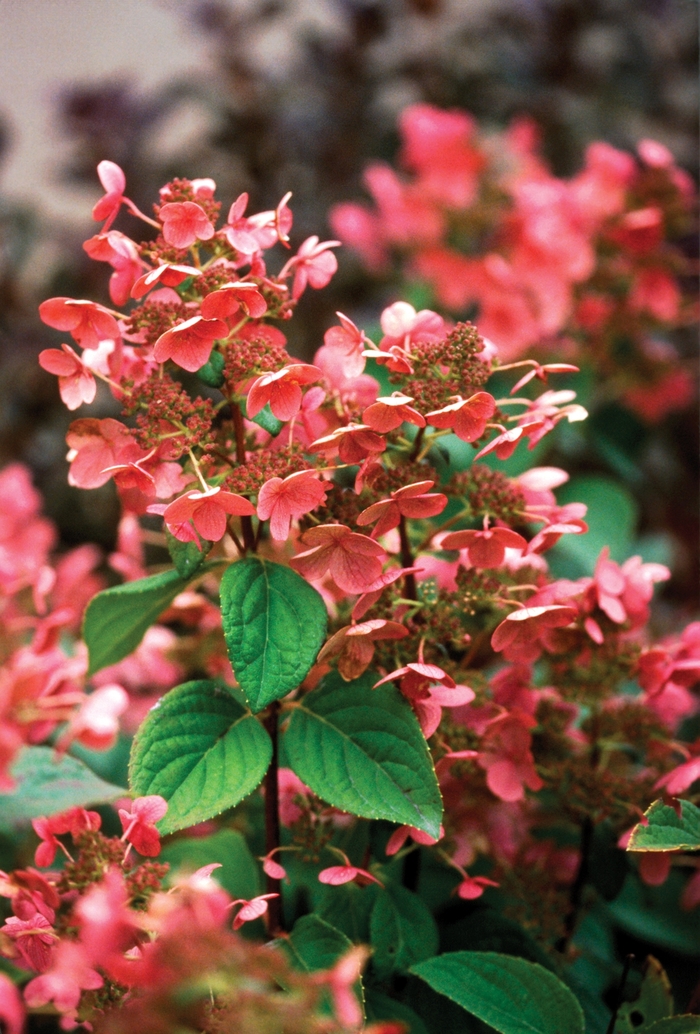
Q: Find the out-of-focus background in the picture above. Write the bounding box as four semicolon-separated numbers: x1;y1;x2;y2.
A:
0;0;697;603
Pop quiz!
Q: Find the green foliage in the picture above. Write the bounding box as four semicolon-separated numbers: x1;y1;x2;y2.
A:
283;671;442;838
606;873;700;957
240;398;285;437
410;952;586;1034
129;680;272;835
284;914;353;972
196;349;226;387
166;528;212;578
365;989;430;1034
317;881;378;943
221;558;327;713
614;956;673;1033
160;828;260;900
1;747;123;823
369;883;439;978
627;799;700;852
637;1019;700;1034
83;566;209;675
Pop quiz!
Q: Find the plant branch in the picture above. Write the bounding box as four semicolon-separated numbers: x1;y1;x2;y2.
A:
263;700;283;936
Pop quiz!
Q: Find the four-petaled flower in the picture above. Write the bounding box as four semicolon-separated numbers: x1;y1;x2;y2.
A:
426;391;496;442
442;519;527;568
231;893;279;930
357;480;448;539
308;424;386;464
283;236;340;299
38;344;97;411
257;469;328;540
158;200;215;249
247;363;322;421
153;315;228;372
491;604;577;663
92;160;126;230
200;281;268;320
317;618;409;681
39;297;120;349
160;486;256;543
290;524;386;594
130;262;201;299
362;392;426;433
119;795;168;857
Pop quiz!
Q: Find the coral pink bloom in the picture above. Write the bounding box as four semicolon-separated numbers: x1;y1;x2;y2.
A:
153;315;228;372
352;566;419;620
262;853;287;881
200;281;267;320
247;364;322;422
426;392;496;442
1;912;55;971
638;853;672;887
457;874;500;900
38;344;96;411
318;858;382;887
58;684;128;752
509;363;579;395
257;469;327;541
284;236;340;299
442;522;527;568
610;206;664;254
130;262;201;300
39;297;120;349
119;796;168;857
317;619;408;682
277;768;309;826
379;300;446;349
290;524;386;594
321;312;368;379
231;893;279;930
83;230;143;305
385;824;443;856
23;941;102;1025
357;480;448;539
655;755;700;795
158;200;215;248
92;160;126;229
308;424;385;464
162;486;255;543
32;808;101;868
363;392;426;433
478;711;543;802
320;947;369;1029
0;973;24;1034
491;605;577;663
66;418;142;489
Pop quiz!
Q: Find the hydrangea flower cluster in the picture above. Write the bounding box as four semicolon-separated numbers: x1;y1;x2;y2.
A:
1;160;698;1031
331;104;697;422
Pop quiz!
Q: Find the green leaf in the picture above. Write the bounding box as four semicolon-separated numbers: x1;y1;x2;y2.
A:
318;881;378;943
160;828;260;900
197;349;225;388
221;558;327;713
614;956;673;1033
639;1018;700;1034
1;747;122;823
283;671;442;838
365;989;429;1034
129;679;272;835
628;799;700;852
284;914;353;973
548;475;638;578
84;567;196;675
410;952;585;1034
370;883;439;978
166;529;212;579
606;872;700;957
240;398;284;437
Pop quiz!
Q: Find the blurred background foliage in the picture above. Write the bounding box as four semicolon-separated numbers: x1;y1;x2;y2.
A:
0;0;697;609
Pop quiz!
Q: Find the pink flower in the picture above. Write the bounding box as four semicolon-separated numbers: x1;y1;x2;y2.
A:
456;874;500;900
385;824;443;856
119;796;168;857
284;236;340;299
57;684;128;752
130;262;201;300
351;566;419;620
477;711;544;802
247;364;322;422
308;424;386;464
92;160;126;230
200;281;267;320
83;230;143;305
158;201;215;249
491;604;577;663
363;392;426;433
357;480;448;539
1;912;55;971
426;392;496;442
153;315;228;372
39;297;120;349
290;524;386;594
23;941;102;1027
65;418;142;490
257;469;327;541
0;973;24;1034
442;522;527;568
318;851;383;887
317;619;409;681
654;756;700;795
224;191;293;254
38;344;97;410
32;808;101;868
379;301;446;351
161;486;255;543
320;312;368;379
231;893;279;930
317;946;369;1028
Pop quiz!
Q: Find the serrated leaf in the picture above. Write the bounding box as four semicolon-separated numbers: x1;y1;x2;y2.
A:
614;956;673;1033
1;747;122;823
318;881;378;943
639;1018;700;1034
221;558;327;713
410;951;585;1034
197;349;225;387
129;679;272;835
628;799;700;852
166;529;212;579
284;915;353;972
607;872;700;956
83;566;216;675
370;883;439;978
283;671;442;838
160;828;260;900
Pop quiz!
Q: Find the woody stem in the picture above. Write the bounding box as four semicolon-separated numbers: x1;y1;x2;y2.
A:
263;701;283;936
231;401;256;553
399;515;417;602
